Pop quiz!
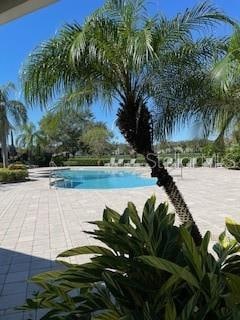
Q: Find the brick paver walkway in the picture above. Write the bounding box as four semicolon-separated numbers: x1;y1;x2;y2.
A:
0;167;240;319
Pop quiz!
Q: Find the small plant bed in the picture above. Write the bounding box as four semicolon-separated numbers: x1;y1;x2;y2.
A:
8;163;28;171
21;196;240;319
0;168;28;183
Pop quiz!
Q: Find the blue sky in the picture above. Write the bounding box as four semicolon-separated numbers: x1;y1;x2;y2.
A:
1;0;240;142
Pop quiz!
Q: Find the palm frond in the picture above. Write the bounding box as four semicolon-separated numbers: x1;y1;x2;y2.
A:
175;0;235;31
212;26;240;92
51;88;95;114
22;24;82;106
0;84;27;141
16;122;39;149
0;82;16;102
151;35;228;140
99;0;146;27
152;2;233;54
8;100;27;125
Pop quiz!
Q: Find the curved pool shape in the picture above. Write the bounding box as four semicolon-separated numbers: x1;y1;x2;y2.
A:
54;169;156;189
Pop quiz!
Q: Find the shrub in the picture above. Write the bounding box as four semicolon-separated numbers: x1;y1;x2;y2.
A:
52;155;67;166
21;196;240;319
181;157;190;166
223;147;240;169
136;157;146;165
8;163;27;171
32;152;52;167
0;169;28;183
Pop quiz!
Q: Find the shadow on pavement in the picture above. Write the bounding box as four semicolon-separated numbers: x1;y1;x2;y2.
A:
0;248;64;320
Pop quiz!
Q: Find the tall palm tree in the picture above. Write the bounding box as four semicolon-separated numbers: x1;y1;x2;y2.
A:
22;0;232;244
16;122;41;162
0;83;27;167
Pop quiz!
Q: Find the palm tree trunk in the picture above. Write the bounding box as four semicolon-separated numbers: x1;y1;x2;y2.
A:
28;149;32;163
1;133;8;168
145;153;202;245
117;98;202;245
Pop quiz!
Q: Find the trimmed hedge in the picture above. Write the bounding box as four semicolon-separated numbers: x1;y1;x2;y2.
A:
135;158;146;165
64;158;109;166
63;157;146;166
0;169;28;183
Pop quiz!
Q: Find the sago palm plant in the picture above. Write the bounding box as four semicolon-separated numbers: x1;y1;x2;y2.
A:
0;83;27;167
22;0;232;244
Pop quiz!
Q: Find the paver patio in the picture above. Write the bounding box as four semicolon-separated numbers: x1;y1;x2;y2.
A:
0;167;240;319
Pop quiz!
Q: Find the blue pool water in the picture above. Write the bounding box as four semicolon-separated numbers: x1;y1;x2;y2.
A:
54;169;156;189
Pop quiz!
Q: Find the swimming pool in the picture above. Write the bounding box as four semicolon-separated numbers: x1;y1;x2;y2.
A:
54;169;156;189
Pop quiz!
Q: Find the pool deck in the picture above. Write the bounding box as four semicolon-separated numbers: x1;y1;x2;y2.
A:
0;166;240;319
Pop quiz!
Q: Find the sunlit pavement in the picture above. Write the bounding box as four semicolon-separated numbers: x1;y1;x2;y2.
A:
0;166;240;319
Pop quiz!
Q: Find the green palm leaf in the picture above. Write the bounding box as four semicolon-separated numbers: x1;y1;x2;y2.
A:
57;246;114;258
138;255;200;288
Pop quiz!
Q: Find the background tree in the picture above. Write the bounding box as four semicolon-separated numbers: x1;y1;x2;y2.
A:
81;123;114;156
114;142;132;156
232;124;240;144
16;122;42;162
0;82;27;167
40;109;93;155
22;0;232;244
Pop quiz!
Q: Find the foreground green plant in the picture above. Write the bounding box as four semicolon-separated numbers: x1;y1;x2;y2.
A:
21;196;240;319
